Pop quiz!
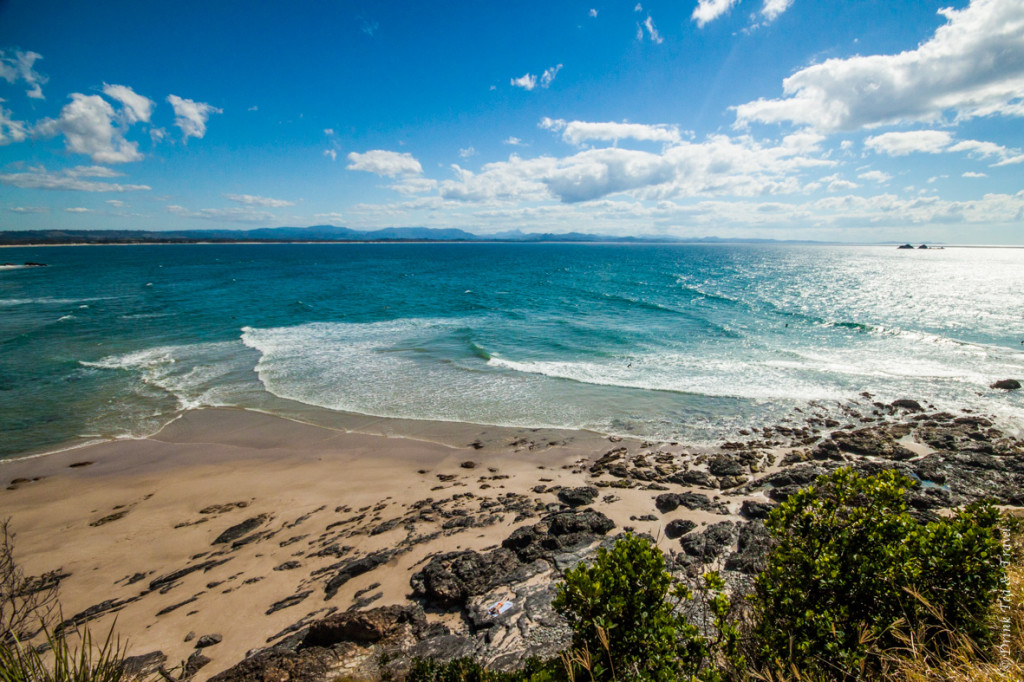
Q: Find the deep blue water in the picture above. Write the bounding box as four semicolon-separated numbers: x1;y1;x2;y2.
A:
1;243;1022;458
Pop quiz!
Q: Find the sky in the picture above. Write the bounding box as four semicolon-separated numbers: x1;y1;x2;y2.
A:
1;0;1023;243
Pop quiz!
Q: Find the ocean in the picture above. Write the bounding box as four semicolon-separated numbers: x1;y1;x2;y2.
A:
1;242;1022;459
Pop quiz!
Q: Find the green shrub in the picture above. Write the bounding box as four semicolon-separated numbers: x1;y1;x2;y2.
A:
553;533;741;681
753;467;1003;678
406;656;559;681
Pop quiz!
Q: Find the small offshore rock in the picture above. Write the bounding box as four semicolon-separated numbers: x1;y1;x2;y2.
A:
991;379;1021;390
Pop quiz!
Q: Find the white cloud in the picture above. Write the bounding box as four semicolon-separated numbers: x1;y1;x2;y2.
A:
963;171;988;177
858;170;892;183
166;95;221;142
324;128;335;136
540;64;563;88
0;102;28;145
865;130;1022;164
459;146;477;158
541;117;682;145
8;206;47;214
106;199;126;208
634;3;643;12
346;149;423;177
0;165;151;192
439;132;832;204
166;204;274;224
223;193;296;208
34;94;143;163
504;136;524;146
692;0;742;27
761;0;794;22
324;149;337;161
589;8;598;17
638;15;664;43
65;207;91;213
149;127;166;144
735;0;1024;131
389;177;438;194
101;84;153;124
865;131;955;156
511;73;537;91
0;50;47;99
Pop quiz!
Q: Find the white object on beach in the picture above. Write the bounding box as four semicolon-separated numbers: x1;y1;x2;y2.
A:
487;600;514;616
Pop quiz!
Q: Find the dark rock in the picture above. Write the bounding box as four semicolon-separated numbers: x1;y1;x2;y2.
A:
500;509;615;564
655;493;680;512
679;522;736;563
303;605;427;646
324;549;399;600
557;486;598;508
667;469;716;488
149;558;232;591
196;634;223;648
830;428;915;460
664;519;697;539
273;561;301;572
183;651;211;679
121;651;166;678
708;456;746;477
207;646;340;682
460;461;478;469
267;591;312;615
991;379;1021;390
212;515;269;545
724;521;771;574
410;548;524;608
890;399;924;412
740;500;776;519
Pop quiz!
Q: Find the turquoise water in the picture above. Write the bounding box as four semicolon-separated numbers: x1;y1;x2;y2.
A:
1;243;1022;458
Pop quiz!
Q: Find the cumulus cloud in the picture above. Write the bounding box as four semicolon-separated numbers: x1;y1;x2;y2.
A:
511;73;537;91
858;170;892;183
167;95;221;142
459;146;477;158
346;149;423;177
735;0;1024;131
0;103;28;145
439;132;832;204
101;84;154;124
65;207;91;213
0;165;151;192
34;94;143;163
223;193;296;208
963;171;988;177
504;136;524;146
865;129;1022;164
0;49;47;99
589;8;598;17
761;0;795;22
540;118;682;145
692;0;743;27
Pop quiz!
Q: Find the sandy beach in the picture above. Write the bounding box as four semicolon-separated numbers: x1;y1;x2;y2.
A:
1;407;733;678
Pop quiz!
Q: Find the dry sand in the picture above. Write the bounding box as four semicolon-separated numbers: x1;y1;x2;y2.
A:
0;408;739;679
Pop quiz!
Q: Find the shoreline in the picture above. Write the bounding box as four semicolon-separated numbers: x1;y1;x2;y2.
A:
4;402;1023;680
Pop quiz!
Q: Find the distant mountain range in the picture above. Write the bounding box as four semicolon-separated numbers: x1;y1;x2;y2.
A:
0;225;833;245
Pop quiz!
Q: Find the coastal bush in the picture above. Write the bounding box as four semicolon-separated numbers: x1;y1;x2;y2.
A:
553;533;742;681
753;467;1003;678
0;622;132;682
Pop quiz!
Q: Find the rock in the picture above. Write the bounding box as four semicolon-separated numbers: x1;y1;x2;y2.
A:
739;500;776;520
708;456;746;478
501;509;615;564
667;469;716;488
121;651;167;678
266;591;312;615
207;647;341;682
991;379;1021;390
890;399;924;412
460;461;478;469
324;549;400;600
724;522;771;575
183;652;212;679
303;605;427;646
212;514;269;545
678;522;736;564
664;519;697;539
557;486;598;508
184;631;195;642
196;634;222;648
830;428;915;460
655;493;680;512
410;548;525;608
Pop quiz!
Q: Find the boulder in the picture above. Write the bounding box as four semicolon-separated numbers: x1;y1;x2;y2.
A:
556;486;598;508
664;519;697;539
991;379;1021;390
302;605;427;646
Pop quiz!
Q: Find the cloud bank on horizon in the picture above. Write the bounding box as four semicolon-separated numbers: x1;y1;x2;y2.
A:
0;0;1023;243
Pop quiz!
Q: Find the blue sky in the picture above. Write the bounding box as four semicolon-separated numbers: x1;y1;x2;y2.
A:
1;0;1023;242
